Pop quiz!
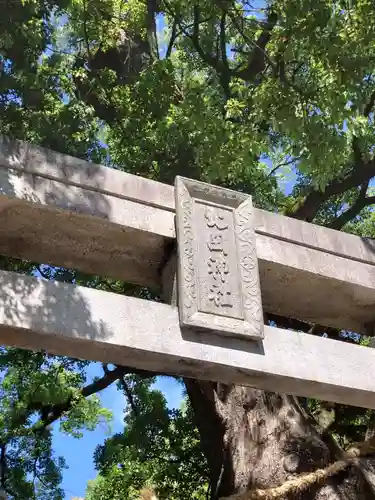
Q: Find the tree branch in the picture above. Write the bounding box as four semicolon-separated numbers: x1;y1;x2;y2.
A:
267;314;342;342
228;9;276;76
168;3;276;92
34;365;126;431
146;0;159;61
119;376;139;416
289;160;375;222
327;183;375;230
290;86;375;223
190;5;222;72
82;0;94;62
2;363;157;447
269;156;300;177
219;10;230;99
166;18;178;58
234;9;278;81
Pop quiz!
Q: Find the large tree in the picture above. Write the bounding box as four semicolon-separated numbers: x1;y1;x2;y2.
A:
1;0;375;498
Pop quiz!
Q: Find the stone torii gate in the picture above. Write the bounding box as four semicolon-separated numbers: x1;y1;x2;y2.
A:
0;135;374;409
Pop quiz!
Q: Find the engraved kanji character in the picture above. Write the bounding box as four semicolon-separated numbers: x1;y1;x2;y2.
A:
207;233;224;252
207;255;229;283
209;283;233;308
205;207;228;231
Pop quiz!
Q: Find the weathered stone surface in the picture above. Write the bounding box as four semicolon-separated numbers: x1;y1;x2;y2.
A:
1;269;375;409
0;134;174;211
175;177;263;340
1;135;375;334
255;207;375;266
257;233;375;334
0;168;172;288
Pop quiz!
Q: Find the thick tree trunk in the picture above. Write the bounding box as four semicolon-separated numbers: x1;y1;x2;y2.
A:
185;379;375;500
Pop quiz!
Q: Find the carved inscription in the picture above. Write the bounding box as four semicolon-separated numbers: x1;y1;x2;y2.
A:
195;201;242;319
205;207;233;309
175;176;264;340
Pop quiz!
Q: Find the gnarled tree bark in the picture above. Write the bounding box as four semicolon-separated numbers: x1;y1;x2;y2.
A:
185;380;375;500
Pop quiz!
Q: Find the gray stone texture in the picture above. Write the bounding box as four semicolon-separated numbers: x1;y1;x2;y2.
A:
0;134;375;336
175;176;263;340
0;269;374;409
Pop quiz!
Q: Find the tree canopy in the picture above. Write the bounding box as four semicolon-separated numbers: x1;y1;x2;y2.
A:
1;0;375;498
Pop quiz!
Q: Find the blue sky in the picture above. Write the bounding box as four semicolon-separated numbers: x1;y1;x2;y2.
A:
53;365;183;499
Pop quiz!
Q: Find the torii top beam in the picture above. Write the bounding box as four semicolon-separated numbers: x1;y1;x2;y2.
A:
0;135;375;409
0;134;374;335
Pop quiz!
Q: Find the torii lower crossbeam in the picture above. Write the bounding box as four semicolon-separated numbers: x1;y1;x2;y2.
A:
0;269;374;409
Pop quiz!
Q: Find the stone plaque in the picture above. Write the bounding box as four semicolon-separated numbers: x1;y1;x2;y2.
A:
175;176;264;340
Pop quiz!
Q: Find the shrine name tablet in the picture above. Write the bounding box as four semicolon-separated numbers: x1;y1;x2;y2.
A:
175;177;263;340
